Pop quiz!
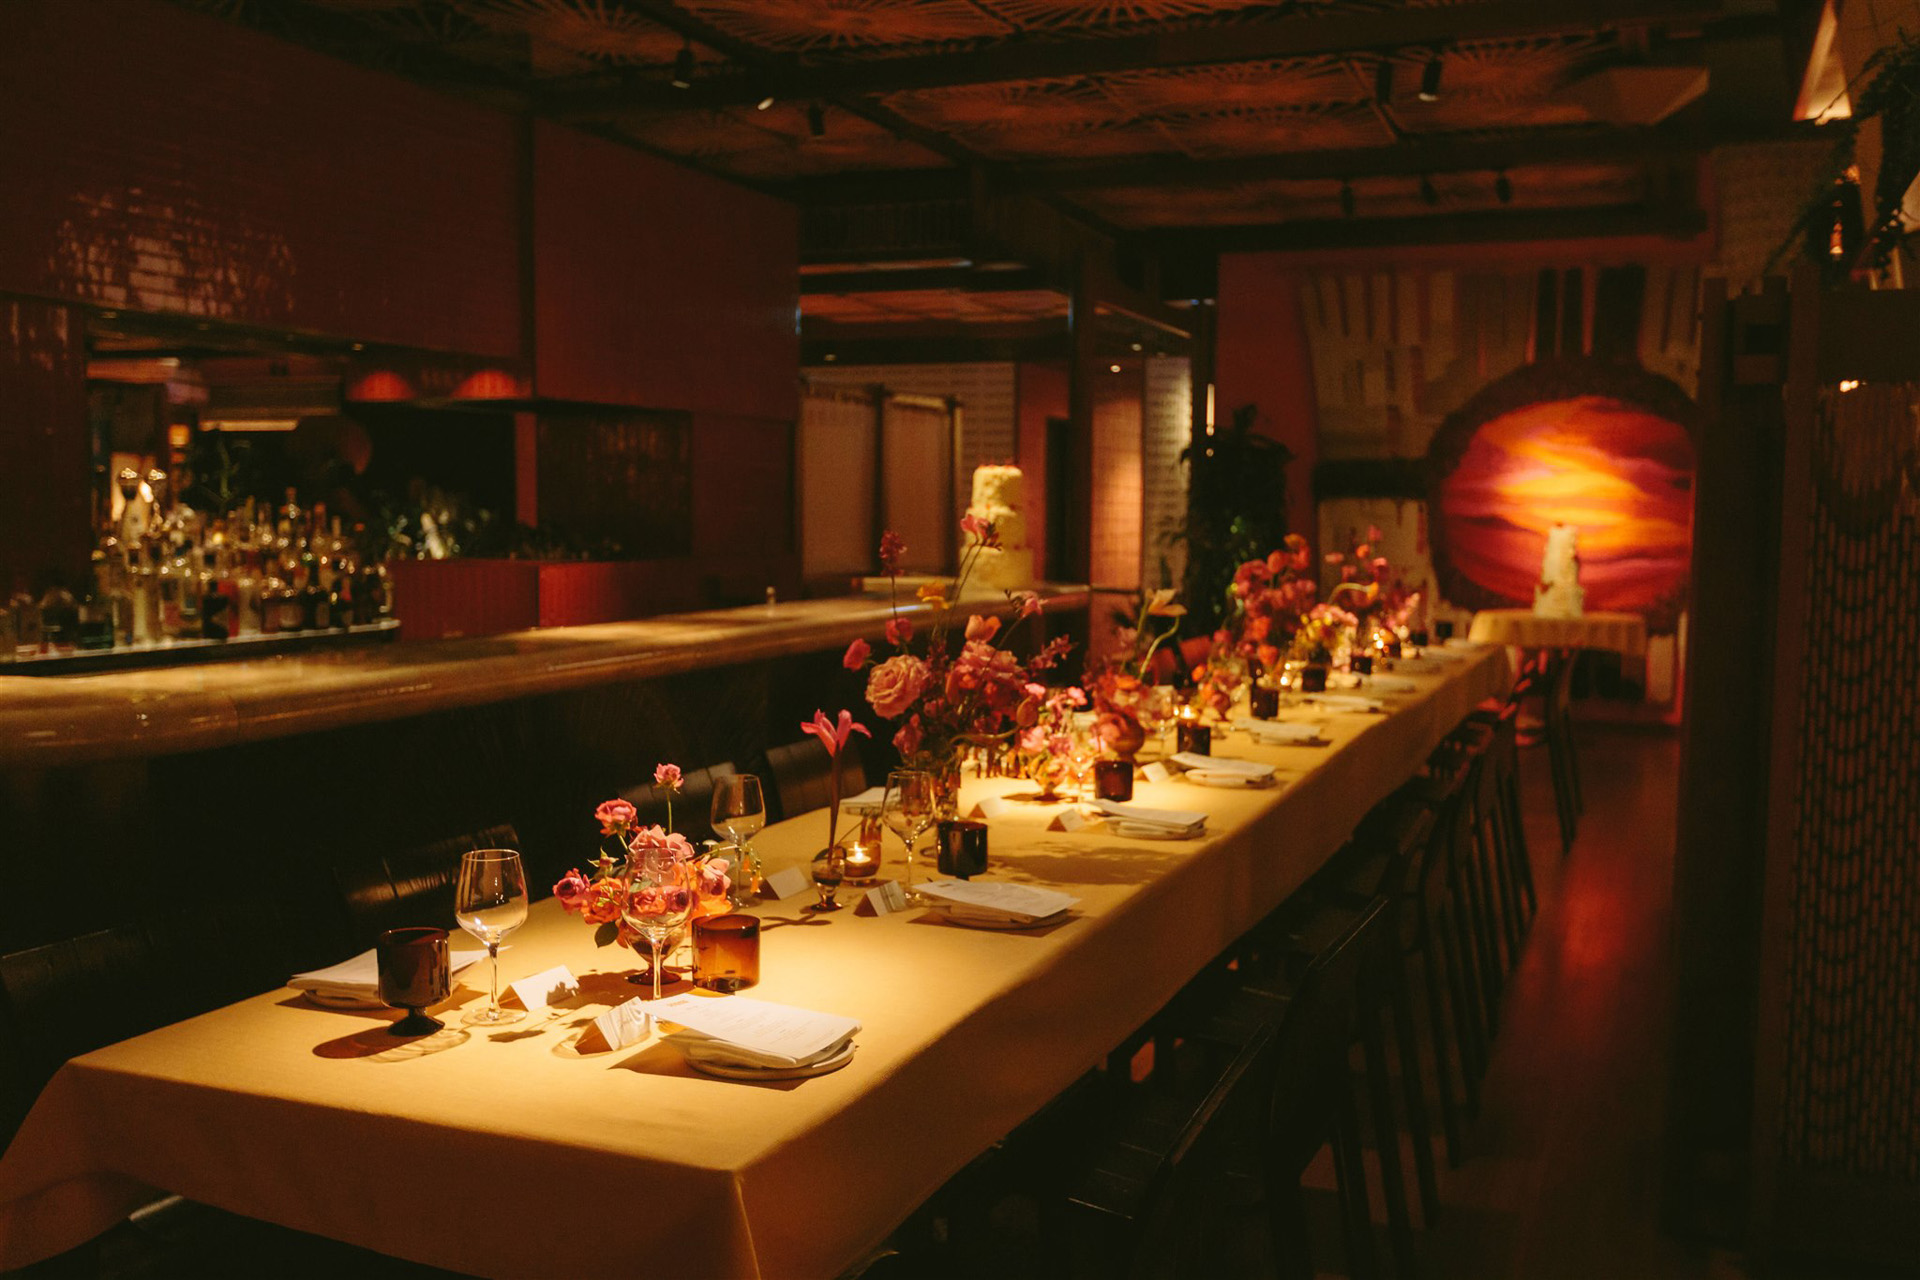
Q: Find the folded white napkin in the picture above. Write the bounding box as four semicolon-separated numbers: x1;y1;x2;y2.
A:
1184;769;1278;788
840;785;891;813
290;948;485;1000
1170;752;1273;779
1305;693;1386;713
917;879;1079;925
1093;799;1206;836
654;993;861;1070
1234;718;1326;744
1335;674;1418;693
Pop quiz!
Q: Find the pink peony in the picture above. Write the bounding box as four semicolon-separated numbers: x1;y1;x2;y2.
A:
885;616;913;646
628;825;697;862
553;868;592;913
843;637;871;670
866;654;930;719
594;798;637;834
654;763;683;791
698;858;731;899
965;614;1000;643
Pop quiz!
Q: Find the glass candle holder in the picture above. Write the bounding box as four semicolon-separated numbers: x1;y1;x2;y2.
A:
1408;628;1430;649
1434;620;1455;642
1175;719;1211;756
935;819;989;879
1249;683;1280;719
692;914;760;993
841;822;883;883
1300;665;1330;694
1351;652;1374;677
1093;758;1135;802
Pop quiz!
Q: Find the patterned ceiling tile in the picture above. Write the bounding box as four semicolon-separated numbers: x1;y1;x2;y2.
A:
1098;57;1358;115
676;0;1012;53
971;0;1276;31
450;0;690;66
1157;101;1389;158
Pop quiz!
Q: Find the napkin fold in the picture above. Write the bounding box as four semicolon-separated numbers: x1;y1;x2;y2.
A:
1234;718;1327;745
840;785;891;813
289;948;485;1001
1093;799;1207;837
1183;769;1278;789
655;993;861;1071
1334;674;1418;693
1304;693;1386;713
1170;752;1273;779
917;879;1080;926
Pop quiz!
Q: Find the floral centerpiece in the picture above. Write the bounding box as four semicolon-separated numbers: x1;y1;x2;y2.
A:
553;763;731;957
845;520;1072;813
1321;525;1410;665
1226;534;1318;673
1083;588;1185;757
1013;682;1085;798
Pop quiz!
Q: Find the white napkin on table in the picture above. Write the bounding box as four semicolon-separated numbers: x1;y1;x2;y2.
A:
1234;719;1327;745
840;785;890;813
1386;659;1448;675
917;879;1079;926
1092;800;1207;837
1335;674;1418;693
1183;769;1278;789
289;948;485;1001
1171;751;1272;779
1304;693;1387;713
655;993;861;1070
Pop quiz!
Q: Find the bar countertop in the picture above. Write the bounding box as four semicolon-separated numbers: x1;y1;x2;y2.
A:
0;588;1089;768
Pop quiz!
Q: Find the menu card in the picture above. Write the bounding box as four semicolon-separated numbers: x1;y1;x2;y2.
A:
654;993;860;1069
840;785;890;814
916;879;1079;926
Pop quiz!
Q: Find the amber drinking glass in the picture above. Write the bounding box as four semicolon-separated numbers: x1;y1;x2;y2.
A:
377;927;450;1037
692;914;761;993
1094;758;1135;803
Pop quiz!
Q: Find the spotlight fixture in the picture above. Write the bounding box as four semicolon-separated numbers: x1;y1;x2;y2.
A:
1420;174;1439;206
807;101;826;138
1374;59;1394;104
748;71;774;111
1419;54;1443;102
671;41;695;90
1494;170;1513;204
1109;364;1122;374
1339;180;1356;218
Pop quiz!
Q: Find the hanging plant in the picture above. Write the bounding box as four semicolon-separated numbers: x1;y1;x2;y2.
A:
1172;403;1293;637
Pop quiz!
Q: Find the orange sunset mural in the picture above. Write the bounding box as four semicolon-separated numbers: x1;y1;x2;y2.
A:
1430;365;1696;631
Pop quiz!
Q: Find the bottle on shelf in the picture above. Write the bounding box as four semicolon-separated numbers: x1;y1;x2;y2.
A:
38;579;78;656
11;577;43;658
0;596;15;664
199;551;231;641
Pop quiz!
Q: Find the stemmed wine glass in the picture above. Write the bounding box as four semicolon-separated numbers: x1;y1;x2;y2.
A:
455;849;528;1026
622;847;697;1005
710;774;767;901
881;769;935;905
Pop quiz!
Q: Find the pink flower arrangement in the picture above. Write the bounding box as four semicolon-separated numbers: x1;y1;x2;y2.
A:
557;768;731;949
1225;534;1318;671
846;521;1073;777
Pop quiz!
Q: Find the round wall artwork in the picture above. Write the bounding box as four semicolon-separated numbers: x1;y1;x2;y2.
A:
1428;360;1697;633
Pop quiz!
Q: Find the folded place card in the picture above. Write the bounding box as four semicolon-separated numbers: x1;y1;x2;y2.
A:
1053;808;1095;833
654;993;861;1068
509;965;580;1012
761;865;810;901
861;881;909;916
975;795;1019;822
1140;761;1172;783
590;997;650;1052
916;879;1080;924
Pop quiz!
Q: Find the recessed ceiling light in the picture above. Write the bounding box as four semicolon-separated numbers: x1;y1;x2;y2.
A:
1109;364;1122;373
1419;55;1443;102
671;43;695;90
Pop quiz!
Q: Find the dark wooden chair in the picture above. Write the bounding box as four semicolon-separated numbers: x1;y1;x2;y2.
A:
616;761;737;843
765;738;868;823
333;821;524;949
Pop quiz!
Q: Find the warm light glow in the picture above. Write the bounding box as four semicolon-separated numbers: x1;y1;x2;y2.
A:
1839;379;1861;393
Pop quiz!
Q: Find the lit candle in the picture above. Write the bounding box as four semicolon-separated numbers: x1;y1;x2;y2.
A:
841;839;881;882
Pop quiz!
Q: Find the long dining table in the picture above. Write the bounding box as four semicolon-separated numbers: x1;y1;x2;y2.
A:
0;643;1511;1280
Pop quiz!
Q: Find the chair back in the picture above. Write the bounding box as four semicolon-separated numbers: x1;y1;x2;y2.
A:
766;738;868;823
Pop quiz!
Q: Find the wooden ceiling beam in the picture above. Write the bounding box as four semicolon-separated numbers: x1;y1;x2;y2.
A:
1144;200;1709;256
546;0;1724;113
800;266;1054;294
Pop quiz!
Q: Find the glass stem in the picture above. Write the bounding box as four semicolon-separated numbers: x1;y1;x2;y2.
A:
650;937;664;1002
487;941;500;1015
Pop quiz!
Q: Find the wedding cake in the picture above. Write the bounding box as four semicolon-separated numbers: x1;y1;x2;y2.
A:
966;464;1035;591
1533;523;1585;618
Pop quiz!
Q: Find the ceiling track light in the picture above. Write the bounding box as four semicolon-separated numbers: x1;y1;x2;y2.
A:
1420;174;1439;207
1340;180;1356;218
1419;53;1443;102
807;101;826;138
671;41;694;90
1494;170;1513;204
1374;58;1394;104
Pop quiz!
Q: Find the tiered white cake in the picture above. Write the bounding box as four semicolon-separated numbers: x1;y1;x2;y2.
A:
1533;523;1585;618
966;464;1035;591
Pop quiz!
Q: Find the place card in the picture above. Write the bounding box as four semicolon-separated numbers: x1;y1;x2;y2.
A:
1053;807;1095;833
975;794;1020;822
1141;761;1172;784
762;865;810;901
859;880;909;915
509;965;579;1012
589;997;650;1052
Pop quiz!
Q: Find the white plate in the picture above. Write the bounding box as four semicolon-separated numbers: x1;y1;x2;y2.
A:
683;1040;857;1081
1107;820;1201;840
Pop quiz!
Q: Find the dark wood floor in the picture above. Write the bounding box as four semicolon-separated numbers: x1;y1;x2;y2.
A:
1412;726;1740;1280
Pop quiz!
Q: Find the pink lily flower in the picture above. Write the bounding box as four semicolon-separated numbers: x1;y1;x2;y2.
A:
802;708;872;756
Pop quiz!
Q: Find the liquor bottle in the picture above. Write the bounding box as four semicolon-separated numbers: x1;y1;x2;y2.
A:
11;577;43;657
0;597;15;664
301;563;331;631
38;580;78;655
97;546;132;647
129;545;159;645
76;590;114;651
258;562;285;636
232;552;261;639
155;540;185;640
199;551;231;641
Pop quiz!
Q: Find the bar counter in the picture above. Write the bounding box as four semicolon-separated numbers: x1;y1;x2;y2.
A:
0;588;1089;769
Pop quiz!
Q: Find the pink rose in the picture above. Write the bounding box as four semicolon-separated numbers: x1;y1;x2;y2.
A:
653;763;683;791
628;825;696;861
698;859;731;899
581;880;624;925
553;868;592;913
594;798;637;834
965;614;1000;643
885;617;913;646
893;715;923;758
866;654;930;719
1367;525;1384;543
843;637;871;670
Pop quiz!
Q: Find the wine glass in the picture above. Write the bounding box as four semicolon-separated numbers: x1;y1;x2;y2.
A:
882;769;935;905
621;848;697;1005
710;774;767;900
455;849;528;1026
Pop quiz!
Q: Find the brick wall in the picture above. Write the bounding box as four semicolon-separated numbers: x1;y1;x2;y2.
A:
0;0;522;356
0;300;89;591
